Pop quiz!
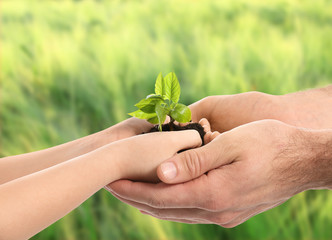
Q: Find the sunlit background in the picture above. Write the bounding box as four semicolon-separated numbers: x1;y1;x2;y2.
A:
1;0;332;239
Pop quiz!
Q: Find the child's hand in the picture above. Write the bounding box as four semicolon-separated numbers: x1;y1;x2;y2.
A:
109;117;154;141
111;130;202;182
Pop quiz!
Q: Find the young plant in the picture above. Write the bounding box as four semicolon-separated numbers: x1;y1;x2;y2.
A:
129;72;191;131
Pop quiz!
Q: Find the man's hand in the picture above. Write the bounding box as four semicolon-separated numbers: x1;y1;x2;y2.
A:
188;92;283;133
107;120;332;227
189;87;332;132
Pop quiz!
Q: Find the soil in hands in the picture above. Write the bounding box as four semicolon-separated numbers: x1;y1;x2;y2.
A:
147;122;206;145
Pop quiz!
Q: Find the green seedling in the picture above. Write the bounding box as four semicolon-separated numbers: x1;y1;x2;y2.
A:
129;72;191;131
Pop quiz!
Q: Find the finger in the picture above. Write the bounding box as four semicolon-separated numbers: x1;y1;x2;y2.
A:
178;118;211;134
140;210;211;224
157;133;235;184
110;188;211;222
134;130;202;153
210;131;220;141
110;186;205;225
140;211;204;224
107;175;210;209
204;130;220;144
199;118;211;133
204;131;212;144
166;130;202;152
178;122;189;127
164;115;171;124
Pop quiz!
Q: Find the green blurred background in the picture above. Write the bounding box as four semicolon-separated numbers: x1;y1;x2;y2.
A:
1;0;332;239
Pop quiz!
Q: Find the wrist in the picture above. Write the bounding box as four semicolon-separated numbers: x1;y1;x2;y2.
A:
277;93;307;127
278;86;332;129
82;142;123;186
80;128;118;153
258;93;299;126
236;92;287;125
300;129;332;190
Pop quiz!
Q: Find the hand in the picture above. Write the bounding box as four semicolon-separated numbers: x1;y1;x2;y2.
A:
101;118;211;183
188;92;284;133
101;117;154;143
107;120;330;227
0;129;202;240
108;118;214;183
189;87;332;132
110;130;202;182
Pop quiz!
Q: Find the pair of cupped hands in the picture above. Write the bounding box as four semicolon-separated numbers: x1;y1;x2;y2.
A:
104;91;331;228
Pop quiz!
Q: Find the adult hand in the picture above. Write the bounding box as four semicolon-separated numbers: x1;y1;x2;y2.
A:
189;87;332;132
188;92;285;133
107;120;332;227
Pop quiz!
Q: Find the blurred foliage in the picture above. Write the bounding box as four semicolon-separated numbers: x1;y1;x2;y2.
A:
1;0;332;239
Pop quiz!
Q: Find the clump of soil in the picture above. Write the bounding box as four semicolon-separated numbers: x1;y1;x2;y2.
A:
147;122;206;145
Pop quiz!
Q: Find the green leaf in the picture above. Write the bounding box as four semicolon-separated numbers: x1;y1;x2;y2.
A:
164;99;171;106
170;103;191;123
135;98;154;109
147;116;159;124
169;101;176;109
128;109;157;120
155;73;165;96
164;72;180;103
140;104;156;113
135;98;162;113
155;103;168;131
146;94;164;101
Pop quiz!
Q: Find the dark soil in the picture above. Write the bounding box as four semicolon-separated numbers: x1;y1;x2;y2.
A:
147;122;206;145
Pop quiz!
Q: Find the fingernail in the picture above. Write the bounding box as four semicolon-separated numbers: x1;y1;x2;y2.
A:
160;162;177;180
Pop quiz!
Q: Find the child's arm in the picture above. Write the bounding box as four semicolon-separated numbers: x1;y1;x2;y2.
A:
0;130;201;240
0;118;152;184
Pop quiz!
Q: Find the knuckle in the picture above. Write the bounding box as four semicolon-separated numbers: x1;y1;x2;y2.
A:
182;149;203;179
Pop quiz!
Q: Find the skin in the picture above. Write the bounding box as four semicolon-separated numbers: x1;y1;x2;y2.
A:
108;86;332;227
0;119;202;239
0;117;153;185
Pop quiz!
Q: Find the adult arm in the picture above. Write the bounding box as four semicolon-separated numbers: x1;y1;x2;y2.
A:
0;130;201;240
0;117;152;184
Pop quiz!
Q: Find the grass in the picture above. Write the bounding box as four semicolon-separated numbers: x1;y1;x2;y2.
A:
1;0;332;239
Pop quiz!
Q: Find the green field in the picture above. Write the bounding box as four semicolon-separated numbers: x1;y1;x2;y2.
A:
1;0;332;239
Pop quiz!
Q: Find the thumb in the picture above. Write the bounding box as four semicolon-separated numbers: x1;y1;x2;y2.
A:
157;134;233;184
